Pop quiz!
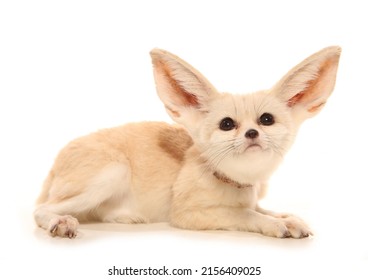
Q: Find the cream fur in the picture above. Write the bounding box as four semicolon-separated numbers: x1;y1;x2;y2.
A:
34;46;341;238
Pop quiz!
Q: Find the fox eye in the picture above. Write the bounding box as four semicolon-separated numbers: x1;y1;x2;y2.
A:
259;113;275;126
219;117;236;131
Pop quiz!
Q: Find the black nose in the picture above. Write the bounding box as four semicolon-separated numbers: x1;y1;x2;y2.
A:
245;129;259;139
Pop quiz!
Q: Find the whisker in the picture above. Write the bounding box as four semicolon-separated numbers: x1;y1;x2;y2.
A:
197;139;240;179
263;136;287;157
193;129;293;181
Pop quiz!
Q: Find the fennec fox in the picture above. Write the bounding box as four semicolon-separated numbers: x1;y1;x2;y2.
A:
34;46;341;238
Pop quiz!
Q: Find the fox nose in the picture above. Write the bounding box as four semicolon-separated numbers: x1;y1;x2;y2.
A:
245;129;259;139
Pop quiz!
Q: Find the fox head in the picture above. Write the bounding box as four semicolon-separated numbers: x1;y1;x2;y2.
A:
150;47;341;183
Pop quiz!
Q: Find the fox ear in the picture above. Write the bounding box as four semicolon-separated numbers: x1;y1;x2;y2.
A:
150;49;219;126
272;46;341;123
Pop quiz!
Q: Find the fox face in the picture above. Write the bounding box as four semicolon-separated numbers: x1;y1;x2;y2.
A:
193;92;294;184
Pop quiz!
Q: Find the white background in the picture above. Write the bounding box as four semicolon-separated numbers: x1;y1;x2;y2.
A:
1;0;367;279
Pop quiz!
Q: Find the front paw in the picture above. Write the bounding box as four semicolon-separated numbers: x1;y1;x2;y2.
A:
261;217;312;239
283;216;312;238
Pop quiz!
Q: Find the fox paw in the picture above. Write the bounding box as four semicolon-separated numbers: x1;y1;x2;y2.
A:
261;217;312;239
48;215;79;238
